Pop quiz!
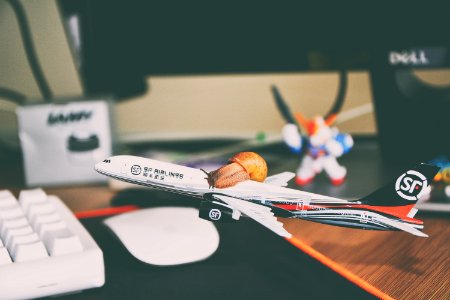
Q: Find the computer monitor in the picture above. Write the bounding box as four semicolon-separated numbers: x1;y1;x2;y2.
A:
59;2;449;98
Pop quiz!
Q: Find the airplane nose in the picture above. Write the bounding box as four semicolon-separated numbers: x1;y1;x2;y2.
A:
94;158;112;173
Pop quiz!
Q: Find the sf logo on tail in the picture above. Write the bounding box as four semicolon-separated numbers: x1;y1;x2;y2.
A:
209;209;222;220
395;170;427;201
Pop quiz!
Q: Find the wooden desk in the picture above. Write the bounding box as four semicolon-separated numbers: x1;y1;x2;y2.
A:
284;216;449;299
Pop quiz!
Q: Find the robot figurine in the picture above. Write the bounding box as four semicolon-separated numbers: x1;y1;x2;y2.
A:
271;78;353;186
282;115;353;185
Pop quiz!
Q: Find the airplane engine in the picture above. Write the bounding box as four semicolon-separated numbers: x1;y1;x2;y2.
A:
198;200;238;222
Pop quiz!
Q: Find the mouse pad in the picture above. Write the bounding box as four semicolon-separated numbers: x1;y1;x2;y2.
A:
63;209;378;300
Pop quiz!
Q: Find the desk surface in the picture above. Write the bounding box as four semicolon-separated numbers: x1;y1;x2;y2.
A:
1;140;449;299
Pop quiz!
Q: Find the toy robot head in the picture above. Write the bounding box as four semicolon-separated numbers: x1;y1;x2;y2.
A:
307;116;334;147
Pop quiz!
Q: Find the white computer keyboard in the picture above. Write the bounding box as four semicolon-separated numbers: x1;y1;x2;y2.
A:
0;189;104;300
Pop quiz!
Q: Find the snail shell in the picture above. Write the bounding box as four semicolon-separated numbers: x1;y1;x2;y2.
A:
202;152;268;188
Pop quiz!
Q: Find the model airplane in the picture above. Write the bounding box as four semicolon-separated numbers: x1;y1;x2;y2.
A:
95;155;439;238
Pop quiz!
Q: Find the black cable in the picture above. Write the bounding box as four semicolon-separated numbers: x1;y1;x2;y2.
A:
324;70;347;119
6;0;53;101
0;87;27;105
271;85;302;133
272;71;348;129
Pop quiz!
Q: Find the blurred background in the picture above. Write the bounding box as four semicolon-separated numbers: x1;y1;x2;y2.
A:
0;0;449;182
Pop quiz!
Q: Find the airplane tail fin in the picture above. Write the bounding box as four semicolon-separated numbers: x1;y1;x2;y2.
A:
359;163;440;207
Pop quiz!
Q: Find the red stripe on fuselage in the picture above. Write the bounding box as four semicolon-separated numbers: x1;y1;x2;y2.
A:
274;203;422;224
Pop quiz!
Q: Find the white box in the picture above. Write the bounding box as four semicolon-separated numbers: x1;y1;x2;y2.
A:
17;100;113;186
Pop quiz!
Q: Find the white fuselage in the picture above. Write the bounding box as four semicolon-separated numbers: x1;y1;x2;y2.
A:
95;155;346;203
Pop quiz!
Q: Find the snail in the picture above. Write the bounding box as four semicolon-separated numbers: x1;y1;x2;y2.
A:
202;152;268;188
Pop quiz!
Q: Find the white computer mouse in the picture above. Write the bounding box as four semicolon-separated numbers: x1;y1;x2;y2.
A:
104;207;220;266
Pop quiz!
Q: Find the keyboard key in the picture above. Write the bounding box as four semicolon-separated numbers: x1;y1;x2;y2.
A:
0;247;12;265
0;217;29;237
36;220;67;238
30;212;61;231
0;205;23;219
12;239;48;262
0;190;17;208
4;225;34;249
0;190;14;199
18;189;47;213
27;203;56;224
44;228;83;256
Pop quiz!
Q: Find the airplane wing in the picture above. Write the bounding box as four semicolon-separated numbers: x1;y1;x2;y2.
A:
381;218;428;237
264;172;296;187
212;194;292;238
